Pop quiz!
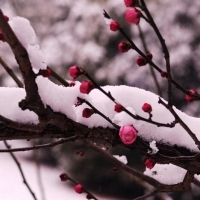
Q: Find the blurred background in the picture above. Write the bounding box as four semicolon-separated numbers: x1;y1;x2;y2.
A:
0;0;200;199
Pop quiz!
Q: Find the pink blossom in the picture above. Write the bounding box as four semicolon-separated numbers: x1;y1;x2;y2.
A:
124;0;138;7
119;125;137;145
80;80;95;94
110;21;120;31
69;65;83;79
118;41;131;53
144;158;156;169
125;8;141;25
74;184;84;194
142;103;152;113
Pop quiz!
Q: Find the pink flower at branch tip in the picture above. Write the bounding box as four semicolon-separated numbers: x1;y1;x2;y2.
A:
124;0;138;7
74;184;84;194
185;89;199;102
125;8;141;25
80;80;95;94
142;103;152;113
110;21;120;31
69;65;84;79
144;158;156;169
118;41;131;53
119;125;137;145
82;108;94;118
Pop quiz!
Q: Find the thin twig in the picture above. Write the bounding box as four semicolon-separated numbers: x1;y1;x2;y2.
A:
137;24;162;97
84;71;176;128
133;189;158;200
140;0;173;106
0;136;78;153
0;56;24;88
4;141;37;200
47;66;69;87
159;98;200;149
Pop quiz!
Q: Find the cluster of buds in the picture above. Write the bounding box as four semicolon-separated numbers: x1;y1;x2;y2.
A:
136;52;153;67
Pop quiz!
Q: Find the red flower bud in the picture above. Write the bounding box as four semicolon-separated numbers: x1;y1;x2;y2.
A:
142;103;152;113
40;69;52;77
144;158;156;169
0;31;6;42
74;184;84;194
161;71;167;77
136;56;147;66
69;81;76;87
118;42;131;53
80;80;95;94
124;0;138;7
4;15;9;21
146;52;153;60
185;89;199;102
69;65;84;79
114;104;124;112
82;108;94;118
125;8;141;25
110;21;120;31
59;172;68;181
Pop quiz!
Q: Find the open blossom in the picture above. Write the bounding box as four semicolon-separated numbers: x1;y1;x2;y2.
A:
185;89;199;102
82;108;94;118
110;21;120;31
118;42;131;53
69;65;84;79
142;103;152;113
74;184;84;194
80;80;95;94
124;0;138;7
119;125;137;145
125;8;141;25
144;158;156;169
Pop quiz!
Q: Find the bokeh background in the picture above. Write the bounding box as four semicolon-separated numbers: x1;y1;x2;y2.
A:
0;0;200;199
